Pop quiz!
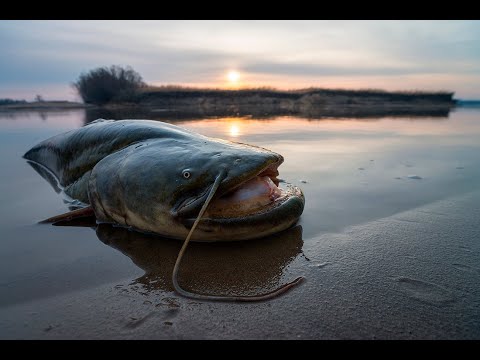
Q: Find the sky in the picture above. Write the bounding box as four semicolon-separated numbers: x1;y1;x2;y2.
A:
1;20;479;101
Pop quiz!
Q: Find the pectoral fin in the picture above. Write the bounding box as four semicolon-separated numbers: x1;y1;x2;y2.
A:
40;206;96;226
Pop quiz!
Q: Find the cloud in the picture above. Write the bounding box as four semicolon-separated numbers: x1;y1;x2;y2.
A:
244;62;431;77
0;21;238;85
241;58;480;80
0;20;480;98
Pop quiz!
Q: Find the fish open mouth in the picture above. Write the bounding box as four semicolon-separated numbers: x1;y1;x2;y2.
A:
204;163;296;219
175;157;304;231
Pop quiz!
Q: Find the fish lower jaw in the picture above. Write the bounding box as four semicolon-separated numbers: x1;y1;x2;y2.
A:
182;184;304;241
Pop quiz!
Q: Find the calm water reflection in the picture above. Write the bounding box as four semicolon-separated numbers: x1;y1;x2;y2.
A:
1;108;480;308
97;223;303;296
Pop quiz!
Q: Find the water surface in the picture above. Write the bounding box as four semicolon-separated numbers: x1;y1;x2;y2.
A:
1;108;479;339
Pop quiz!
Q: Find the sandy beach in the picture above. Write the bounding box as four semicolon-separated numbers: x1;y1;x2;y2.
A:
1;190;479;339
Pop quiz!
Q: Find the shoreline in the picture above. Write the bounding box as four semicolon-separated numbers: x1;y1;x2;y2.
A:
1;89;457;109
0;102;457;121
0;101;91;111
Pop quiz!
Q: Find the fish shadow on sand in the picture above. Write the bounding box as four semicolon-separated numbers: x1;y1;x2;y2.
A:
96;223;304;297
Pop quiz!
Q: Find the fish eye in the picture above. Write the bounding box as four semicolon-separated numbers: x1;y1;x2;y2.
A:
182;170;191;179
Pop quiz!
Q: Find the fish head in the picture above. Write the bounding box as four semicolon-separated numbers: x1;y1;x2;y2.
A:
88;137;304;241
172;137;284;216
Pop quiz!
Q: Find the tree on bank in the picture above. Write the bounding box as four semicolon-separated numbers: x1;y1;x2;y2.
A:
73;65;145;105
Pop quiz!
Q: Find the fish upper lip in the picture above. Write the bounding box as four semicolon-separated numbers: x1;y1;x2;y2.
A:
173;184;212;217
218;160;281;197
173;158;283;218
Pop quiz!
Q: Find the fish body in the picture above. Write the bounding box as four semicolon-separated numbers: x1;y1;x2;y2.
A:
24;119;304;241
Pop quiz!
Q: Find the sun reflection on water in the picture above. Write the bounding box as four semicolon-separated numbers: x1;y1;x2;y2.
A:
229;124;240;137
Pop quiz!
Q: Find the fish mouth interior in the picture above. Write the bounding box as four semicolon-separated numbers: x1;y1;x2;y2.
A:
205;163;291;219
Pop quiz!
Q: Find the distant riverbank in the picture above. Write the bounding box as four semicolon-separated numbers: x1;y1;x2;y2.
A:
130;87;456;117
0;101;90;111
0;88;457;119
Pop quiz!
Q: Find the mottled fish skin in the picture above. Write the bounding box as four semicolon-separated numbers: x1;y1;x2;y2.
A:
23;120;196;190
24;120;213;203
24;119;305;241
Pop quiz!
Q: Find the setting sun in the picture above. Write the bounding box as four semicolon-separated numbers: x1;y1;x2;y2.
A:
227;70;240;84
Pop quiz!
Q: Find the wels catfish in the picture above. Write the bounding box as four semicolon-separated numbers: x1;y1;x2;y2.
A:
24;119;305;301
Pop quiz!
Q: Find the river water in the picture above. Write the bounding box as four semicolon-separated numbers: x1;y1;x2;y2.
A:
1;107;479;339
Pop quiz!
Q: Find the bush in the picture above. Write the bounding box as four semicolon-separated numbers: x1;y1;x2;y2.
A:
73;65;145;105
0;98;27;106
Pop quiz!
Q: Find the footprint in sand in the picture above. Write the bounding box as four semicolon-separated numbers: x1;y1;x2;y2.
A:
395;277;455;306
452;263;479;273
459;245;473;253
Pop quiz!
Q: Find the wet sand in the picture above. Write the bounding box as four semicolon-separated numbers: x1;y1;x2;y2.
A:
1;190;479;339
